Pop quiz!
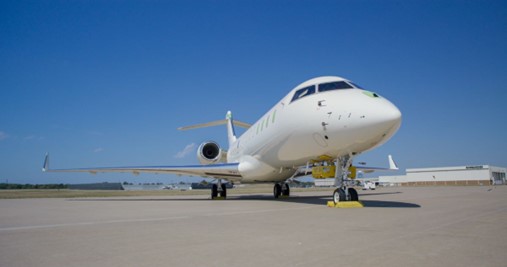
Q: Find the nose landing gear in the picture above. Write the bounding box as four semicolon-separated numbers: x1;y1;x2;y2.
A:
331;155;361;206
333;187;359;203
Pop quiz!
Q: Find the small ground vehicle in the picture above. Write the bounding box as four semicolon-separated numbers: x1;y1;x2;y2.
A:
362;181;376;190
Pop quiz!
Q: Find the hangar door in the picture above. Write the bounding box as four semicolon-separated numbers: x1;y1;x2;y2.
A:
492;172;506;185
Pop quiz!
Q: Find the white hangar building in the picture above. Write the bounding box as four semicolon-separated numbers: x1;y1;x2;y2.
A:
379;165;506;186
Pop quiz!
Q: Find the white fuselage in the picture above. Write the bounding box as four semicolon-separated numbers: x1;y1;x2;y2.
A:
227;76;402;183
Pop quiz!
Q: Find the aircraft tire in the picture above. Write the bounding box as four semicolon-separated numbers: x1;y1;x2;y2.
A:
348;187;359;201
282;183;290;196
211;184;218;199
220;183;227;198
333;188;346;204
273;183;282;198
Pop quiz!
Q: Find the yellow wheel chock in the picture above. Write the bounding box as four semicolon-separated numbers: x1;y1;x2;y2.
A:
327;201;364;208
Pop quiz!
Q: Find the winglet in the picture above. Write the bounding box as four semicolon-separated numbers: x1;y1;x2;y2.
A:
388;155;398;170
42;153;49;172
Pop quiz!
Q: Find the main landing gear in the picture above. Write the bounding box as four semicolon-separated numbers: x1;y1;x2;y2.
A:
332;155;360;204
211;179;227;200
273;182;290;198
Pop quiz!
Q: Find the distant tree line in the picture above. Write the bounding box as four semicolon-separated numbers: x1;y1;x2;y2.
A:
0;183;68;190
122;182;165;186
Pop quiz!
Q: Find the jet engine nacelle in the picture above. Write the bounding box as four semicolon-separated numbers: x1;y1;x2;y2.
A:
197;141;226;165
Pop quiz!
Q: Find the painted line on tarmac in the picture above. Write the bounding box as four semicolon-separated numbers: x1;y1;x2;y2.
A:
0;206;313;232
0;216;190;232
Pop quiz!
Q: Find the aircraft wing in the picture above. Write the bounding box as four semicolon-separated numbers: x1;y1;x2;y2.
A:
355;155;399;173
42;154;242;180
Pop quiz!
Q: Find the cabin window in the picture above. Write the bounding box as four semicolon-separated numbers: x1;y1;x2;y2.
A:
318;81;353;92
291;85;316;103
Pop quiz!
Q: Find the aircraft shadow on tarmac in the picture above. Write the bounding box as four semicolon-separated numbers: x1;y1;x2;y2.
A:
358;191;403;197
232;194;421;208
70;193;420;208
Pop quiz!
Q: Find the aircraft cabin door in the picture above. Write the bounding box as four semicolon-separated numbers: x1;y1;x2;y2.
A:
312;98;332;147
316;98;349;140
317;99;332;134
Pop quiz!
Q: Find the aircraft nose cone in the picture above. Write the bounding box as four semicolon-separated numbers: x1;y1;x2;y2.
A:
383;104;402;128
377;101;402;136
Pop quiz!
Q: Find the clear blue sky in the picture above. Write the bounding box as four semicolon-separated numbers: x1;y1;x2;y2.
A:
1;0;506;184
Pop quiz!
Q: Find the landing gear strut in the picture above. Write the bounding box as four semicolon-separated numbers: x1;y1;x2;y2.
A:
211;180;227;200
273;182;290;198
332;155;359;204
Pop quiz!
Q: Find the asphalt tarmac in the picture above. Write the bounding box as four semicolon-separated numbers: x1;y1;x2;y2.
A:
1;186;506;267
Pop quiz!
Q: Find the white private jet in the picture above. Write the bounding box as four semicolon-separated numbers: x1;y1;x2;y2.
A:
43;76;401;203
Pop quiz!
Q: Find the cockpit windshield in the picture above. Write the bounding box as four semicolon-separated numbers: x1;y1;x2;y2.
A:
318;81;354;92
290;80;361;104
291;85;316;103
349;82;364;89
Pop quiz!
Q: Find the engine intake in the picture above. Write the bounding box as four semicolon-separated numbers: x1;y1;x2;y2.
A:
197;141;225;164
